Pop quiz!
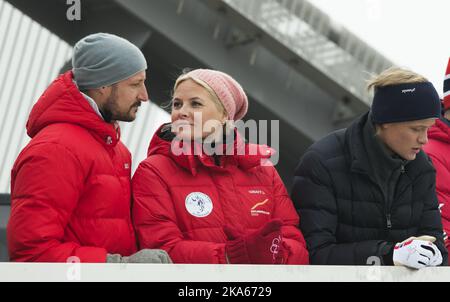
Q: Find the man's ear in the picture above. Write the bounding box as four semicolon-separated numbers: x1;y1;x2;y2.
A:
97;86;109;96
86;87;109;104
376;123;389;131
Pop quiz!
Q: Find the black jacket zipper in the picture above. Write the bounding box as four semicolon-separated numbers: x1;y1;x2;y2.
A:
385;164;406;230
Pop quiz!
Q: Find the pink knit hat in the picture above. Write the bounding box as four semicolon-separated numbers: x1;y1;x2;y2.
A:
183;69;248;121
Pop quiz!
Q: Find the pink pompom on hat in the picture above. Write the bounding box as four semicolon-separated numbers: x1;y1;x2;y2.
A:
183;69;248;121
444;58;450;110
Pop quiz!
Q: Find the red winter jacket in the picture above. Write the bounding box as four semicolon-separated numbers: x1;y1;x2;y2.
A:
7;71;137;262
132;125;309;264
424;118;450;251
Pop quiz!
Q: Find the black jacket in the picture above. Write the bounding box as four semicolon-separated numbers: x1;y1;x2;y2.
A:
291;112;448;265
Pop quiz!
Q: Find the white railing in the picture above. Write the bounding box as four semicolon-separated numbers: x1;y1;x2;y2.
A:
0;263;449;282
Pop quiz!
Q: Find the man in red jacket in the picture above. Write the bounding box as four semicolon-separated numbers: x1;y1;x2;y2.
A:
7;33;171;263
424;58;450;251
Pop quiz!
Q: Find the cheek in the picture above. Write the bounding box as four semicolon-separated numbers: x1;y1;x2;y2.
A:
205;107;224;122
115;92;127;107
201;110;214;123
405;133;418;145
395;132;416;149
384;132;405;151
121;89;134;100
188;108;209;125
187;105;223;127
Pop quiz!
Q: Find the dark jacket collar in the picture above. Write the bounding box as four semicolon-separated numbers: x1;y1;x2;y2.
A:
363;113;407;184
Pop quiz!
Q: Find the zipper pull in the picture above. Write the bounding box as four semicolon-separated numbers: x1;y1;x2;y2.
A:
386;214;392;229
400;165;405;173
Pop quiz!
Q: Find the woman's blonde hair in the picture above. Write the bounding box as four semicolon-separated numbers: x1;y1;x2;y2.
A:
173;74;228;119
367;67;428;92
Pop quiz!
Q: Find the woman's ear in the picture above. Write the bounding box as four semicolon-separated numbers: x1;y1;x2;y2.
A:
221;112;229;125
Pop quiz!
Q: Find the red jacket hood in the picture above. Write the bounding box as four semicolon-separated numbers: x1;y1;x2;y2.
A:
26;71;120;147
147;123;275;175
428;119;450;144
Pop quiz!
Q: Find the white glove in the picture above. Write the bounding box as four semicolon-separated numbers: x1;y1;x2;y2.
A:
393;236;442;269
410;236;442;267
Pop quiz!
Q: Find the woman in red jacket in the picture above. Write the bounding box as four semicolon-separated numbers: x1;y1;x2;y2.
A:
132;69;309;264
424;58;450;251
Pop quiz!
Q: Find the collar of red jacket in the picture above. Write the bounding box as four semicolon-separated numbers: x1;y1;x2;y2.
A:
428;118;450;143
147;123;275;176
26;71;120;148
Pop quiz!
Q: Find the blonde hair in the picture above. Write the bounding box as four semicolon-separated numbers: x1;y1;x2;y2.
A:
173;74;228;119
367;67;428;92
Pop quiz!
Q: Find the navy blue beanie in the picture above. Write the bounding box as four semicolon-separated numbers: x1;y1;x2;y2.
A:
371;82;441;124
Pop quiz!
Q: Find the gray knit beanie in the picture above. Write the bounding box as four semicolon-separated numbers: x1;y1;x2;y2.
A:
72;33;147;90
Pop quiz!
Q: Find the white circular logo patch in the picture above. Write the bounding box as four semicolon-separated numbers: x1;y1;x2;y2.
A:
185;192;213;218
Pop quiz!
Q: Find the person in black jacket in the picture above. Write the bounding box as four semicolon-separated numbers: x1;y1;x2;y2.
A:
292;67;448;268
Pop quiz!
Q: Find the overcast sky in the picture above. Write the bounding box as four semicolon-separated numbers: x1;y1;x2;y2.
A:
310;0;449;96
